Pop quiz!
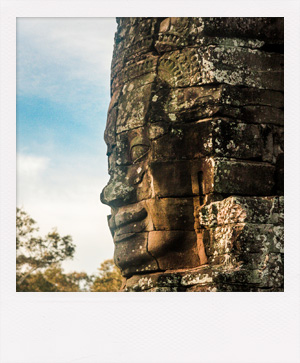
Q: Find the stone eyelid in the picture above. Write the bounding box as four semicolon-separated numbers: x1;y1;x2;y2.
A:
132;147;150;164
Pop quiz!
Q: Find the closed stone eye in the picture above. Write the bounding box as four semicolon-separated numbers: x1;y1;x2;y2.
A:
131;144;149;163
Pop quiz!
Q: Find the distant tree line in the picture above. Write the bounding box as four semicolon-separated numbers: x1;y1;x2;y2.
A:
16;208;122;292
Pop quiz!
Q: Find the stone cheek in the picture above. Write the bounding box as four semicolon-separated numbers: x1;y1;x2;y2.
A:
101;17;284;292
114;233;159;277
150;161;195;198
148;231;200;270
145;198;195;231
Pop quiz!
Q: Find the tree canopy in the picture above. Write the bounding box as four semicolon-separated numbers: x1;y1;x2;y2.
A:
16;208;122;292
16;208;76;289
90;259;123;292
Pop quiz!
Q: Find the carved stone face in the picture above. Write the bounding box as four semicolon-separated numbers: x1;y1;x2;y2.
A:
100;67;211;277
101;17;284;278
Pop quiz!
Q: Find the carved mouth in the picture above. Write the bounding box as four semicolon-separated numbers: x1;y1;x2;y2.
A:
115;205;147;229
110;204;148;243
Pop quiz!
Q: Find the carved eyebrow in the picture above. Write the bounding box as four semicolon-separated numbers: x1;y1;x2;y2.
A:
130;141;149;150
129;135;150;149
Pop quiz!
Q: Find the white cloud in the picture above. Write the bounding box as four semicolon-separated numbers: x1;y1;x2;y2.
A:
17;152;114;275
17;153;49;179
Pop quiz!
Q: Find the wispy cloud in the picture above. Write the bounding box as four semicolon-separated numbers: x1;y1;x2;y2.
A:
17;153;49;179
17;18;116;108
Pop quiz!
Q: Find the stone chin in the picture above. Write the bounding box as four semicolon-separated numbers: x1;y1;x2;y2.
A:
113;230;201;278
103;199;202;278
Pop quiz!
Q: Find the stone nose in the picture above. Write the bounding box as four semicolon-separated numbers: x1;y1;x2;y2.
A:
100;177;136;207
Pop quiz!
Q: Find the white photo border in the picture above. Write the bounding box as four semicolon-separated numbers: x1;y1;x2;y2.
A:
1;1;300;362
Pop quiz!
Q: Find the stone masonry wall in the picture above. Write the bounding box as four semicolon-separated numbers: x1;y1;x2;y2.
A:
101;18;284;292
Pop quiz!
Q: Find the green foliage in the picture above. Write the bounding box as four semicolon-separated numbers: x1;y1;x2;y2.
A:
17;271;57;292
90;259;123;292
16;208;76;289
16;264;92;292
16;208;122;292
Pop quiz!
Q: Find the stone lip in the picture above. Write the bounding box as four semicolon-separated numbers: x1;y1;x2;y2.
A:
114;205;147;229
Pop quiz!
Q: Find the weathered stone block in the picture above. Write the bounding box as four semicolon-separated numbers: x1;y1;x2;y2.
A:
110;59;125;93
180;266;214;286
214;256;284;288
108;134;130;167
200;45;283;91
196;157;275;196
168;84;283;114
148;85;220;123
116;82;153;133
221;105;283;126
211;120;273;161
151;121;212;161
150;84;283;125
102;163;154;207
123;271;183;292
199;196;281;227
151;119;273;162
203;223;284;257
157;45;283;90
195;36;264;51
101;167;136;207
164;85;283;121
275;196;284;225
209;158;275;195
135;170;153;202
196;17;284;43
220;86;284;109
166;85;222;116
114;202;147;230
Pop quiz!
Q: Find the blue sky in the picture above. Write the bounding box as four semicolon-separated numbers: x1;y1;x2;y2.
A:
16;18;117;274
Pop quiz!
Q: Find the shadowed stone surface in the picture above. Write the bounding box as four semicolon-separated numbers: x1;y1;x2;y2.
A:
101;17;284;292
